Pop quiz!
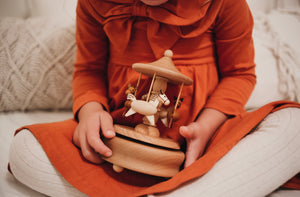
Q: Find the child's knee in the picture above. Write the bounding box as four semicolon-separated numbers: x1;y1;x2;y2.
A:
9;129;47;183
258;107;300;133
249;107;300;151
9;129;88;196
273;107;300;129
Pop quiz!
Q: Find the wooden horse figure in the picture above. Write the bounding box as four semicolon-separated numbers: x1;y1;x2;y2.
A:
125;90;170;126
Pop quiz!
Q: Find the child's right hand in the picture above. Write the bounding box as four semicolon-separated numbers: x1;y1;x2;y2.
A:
73;102;115;164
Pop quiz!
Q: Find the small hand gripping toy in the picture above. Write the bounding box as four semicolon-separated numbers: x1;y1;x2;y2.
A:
101;50;193;177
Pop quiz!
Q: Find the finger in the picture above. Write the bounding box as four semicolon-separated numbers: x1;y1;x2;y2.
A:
179;126;197;167
184;139;203;168
179;126;193;139
179;125;205;168
72;127;80;148
99;112;115;139
79;127;104;164
86;124;113;158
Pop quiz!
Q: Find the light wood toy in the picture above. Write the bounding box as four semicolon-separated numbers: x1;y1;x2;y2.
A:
101;50;193;177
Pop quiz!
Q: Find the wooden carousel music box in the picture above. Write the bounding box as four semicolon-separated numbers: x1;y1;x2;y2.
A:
101;50;193;177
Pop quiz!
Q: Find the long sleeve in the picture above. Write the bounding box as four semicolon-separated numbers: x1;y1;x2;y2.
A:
205;0;256;116
72;0;110;117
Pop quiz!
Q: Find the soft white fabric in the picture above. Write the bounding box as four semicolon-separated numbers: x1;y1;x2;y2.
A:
0;17;76;112
8;108;300;197
0;0;76;21
9;129;87;197
245;9;300;110
151;108;300;197
0;0;28;18
245;13;283;110
0;111;73;197
27;0;76;27
267;189;300;197
267;9;300;103
247;0;300;13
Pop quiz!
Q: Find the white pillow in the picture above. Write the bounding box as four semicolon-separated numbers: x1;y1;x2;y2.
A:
246;10;300;110
0;0;28;18
28;0;76;27
267;9;300;103
0;17;76;112
245;37;284;110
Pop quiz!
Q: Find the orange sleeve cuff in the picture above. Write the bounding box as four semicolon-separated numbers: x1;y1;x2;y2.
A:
72;92;110;120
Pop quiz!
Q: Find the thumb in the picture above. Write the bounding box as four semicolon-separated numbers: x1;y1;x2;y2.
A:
184;138;204;168
179;125;204;168
99;112;115;139
179;125;194;140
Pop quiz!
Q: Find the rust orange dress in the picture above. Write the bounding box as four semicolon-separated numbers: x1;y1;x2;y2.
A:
16;0;300;196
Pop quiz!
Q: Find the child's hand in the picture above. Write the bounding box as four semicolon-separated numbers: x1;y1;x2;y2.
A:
180;108;228;168
179;122;209;168
73;102;115;164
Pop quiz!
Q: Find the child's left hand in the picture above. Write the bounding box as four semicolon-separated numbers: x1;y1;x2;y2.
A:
180;108;228;168
179;123;210;168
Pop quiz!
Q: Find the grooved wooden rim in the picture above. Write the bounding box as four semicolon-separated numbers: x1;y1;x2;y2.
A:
114;124;181;150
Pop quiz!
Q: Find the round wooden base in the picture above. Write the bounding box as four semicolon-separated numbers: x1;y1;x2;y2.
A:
101;124;185;177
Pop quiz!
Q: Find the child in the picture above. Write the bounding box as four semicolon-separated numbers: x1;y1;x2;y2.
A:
9;0;300;196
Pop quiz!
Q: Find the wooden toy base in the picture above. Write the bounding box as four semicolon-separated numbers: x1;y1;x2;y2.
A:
101;124;185;177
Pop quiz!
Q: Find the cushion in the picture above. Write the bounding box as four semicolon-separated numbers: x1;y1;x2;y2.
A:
0;17;76;111
267;10;300;102
245;13;283;110
245;10;300;110
28;0;76;27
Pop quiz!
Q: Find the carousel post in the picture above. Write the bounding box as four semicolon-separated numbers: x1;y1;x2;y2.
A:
169;82;184;128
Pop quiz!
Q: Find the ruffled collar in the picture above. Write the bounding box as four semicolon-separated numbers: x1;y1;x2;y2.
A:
88;0;222;57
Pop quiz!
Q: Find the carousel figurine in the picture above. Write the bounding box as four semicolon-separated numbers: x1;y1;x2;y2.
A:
101;50;193;177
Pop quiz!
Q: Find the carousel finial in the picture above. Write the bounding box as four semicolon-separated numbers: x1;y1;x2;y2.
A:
164;49;173;58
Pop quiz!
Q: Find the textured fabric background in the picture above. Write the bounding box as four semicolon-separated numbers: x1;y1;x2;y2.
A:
0;17;76;111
